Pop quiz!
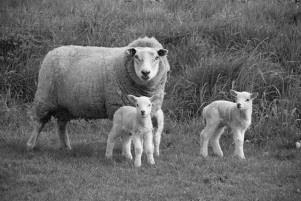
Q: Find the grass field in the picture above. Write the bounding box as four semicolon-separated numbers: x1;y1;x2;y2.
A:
1;0;301;200
1;115;300;201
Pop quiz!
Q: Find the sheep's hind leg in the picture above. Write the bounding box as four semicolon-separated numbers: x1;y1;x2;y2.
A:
200;125;216;157
144;131;155;165
26;119;46;150
105;125;119;159
57;119;71;150
122;135;133;160
210;126;225;157
233;128;246;159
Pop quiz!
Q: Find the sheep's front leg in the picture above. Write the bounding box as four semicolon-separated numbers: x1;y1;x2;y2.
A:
233;129;246;159
27;119;46;150
122;135;133;160
133;135;143;167
210;126;225;157
105;125;119;159
57;119;72;150
152;109;164;157
144;131;155;165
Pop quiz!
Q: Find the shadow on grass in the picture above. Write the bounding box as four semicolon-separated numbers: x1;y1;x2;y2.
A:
0;139;129;166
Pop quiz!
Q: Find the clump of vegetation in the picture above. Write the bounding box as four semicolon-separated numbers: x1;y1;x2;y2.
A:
0;0;300;146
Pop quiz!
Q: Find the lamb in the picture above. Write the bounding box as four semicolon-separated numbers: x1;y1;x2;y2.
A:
200;90;258;159
105;95;158;167
26;37;169;153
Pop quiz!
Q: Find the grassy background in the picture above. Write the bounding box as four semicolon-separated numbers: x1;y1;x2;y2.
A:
0;0;301;200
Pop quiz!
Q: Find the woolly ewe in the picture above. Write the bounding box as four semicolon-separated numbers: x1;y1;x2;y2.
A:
105;95;158;167
200;90;258;159
26;37;169;151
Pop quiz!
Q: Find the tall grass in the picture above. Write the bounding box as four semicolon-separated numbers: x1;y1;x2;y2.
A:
0;0;300;145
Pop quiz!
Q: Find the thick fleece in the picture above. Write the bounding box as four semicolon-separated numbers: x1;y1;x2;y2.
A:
33;37;170;121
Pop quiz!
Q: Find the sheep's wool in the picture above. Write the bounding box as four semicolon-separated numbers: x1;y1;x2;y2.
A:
33;37;169;121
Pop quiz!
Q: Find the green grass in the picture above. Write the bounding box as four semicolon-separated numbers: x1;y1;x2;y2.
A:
0;115;300;201
1;0;301;200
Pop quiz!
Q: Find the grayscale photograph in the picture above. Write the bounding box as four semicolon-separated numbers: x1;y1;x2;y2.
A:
0;0;300;200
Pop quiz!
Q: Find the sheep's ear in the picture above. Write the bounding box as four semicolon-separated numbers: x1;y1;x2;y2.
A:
126;48;136;56
157;49;168;57
127;95;137;104
230;89;238;97
251;92;258;100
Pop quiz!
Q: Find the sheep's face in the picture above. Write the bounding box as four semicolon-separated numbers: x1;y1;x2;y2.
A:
127;95;160;118
230;90;258;111
127;47;168;82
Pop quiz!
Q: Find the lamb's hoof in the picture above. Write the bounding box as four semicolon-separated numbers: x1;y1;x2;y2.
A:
134;160;142;167
122;152;133;160
200;152;208;158
234;154;246;159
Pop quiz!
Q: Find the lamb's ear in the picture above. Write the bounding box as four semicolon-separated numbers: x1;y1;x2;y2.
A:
250;92;258;100
126;48;136;57
230;89;238;97
157;49;168;57
127;95;137;104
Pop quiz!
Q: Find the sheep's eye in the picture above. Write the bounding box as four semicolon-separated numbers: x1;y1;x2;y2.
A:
148;104;151;107
246;99;250;102
134;55;140;60
136;104;139;107
154;56;159;60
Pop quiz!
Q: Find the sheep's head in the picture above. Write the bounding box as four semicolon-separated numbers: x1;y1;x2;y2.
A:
230;90;258;111
126;47;168;82
127;95;159;118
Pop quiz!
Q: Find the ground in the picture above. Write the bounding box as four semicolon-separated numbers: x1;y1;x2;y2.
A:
0;117;300;201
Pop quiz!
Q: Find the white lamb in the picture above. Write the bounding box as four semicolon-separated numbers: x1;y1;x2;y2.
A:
200;90;258;159
105;95;158;167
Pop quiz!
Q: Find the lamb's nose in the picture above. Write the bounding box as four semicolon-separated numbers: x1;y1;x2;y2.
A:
237;103;241;109
141;70;150;76
141;110;145;115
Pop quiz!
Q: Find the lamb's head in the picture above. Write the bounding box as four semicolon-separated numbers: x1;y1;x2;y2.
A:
230;90;258;111
127;94;159;118
126;47;168;82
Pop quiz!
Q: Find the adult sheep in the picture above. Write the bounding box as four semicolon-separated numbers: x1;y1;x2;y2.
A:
26;37;169;157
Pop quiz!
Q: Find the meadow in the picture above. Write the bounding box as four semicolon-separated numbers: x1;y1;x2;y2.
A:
0;0;301;200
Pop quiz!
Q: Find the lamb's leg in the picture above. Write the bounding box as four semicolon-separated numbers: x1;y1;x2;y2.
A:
57;120;71;150
133;135;143;167
200;125;216;157
105;125;118;159
144;131;155;165
26;119;46;150
233;128;246;159
152;109;164;157
122;135;133;160
210;126;225;157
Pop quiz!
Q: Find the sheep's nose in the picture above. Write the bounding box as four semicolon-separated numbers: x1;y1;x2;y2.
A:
237;103;241;109
141;70;150;77
141;110;145;115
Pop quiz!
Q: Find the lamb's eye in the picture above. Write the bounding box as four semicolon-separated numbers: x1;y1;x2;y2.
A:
154;56;159;60
246;99;250;102
136;104;139;107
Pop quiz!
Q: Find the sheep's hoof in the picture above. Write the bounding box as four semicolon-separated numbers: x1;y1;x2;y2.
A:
26;142;35;151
